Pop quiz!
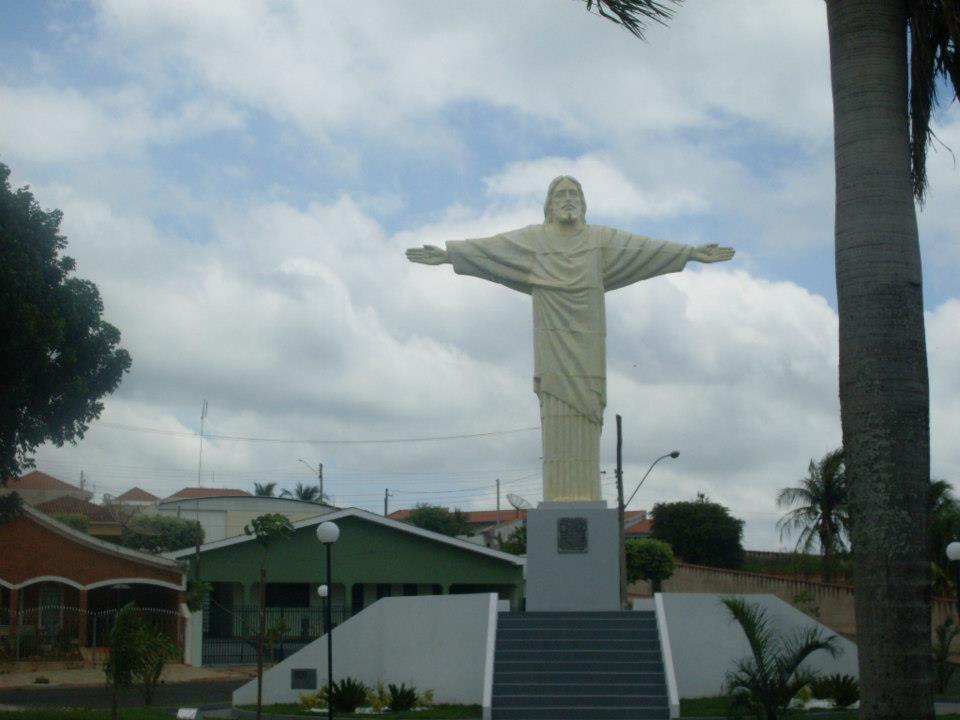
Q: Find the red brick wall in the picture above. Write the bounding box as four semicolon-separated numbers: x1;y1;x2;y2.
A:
0;515;183;587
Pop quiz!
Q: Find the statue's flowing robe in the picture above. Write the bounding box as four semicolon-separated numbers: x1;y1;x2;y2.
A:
447;224;691;501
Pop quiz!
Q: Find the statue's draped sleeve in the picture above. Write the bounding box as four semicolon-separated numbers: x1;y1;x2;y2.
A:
445;230;535;295
599;228;691;291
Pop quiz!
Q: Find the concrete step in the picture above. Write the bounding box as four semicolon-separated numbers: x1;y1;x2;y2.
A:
497;627;659;640
496;649;661;663
492;706;669;719
497;638;661;651
493;693;667;708
494;681;666;696
495;659;664;673
493;670;663;684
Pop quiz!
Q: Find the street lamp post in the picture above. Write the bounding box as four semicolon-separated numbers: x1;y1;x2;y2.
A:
619;449;680;607
946;541;960;626
316;521;340;720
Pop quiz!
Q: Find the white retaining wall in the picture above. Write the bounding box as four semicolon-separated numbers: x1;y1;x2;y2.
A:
233;593;498;708
657;593;859;699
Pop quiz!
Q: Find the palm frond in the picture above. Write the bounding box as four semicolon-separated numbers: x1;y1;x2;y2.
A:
580;0;680;39
908;0;960;202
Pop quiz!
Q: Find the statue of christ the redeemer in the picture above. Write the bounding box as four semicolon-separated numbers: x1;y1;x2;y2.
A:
406;176;734;503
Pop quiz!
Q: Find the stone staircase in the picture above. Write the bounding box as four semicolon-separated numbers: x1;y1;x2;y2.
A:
492;611;671;720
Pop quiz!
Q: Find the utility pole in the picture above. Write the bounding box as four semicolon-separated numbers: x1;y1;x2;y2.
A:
318;463;324;504
384;489;393;517
197;400;208;486
615;414;627;610
496;479;501;525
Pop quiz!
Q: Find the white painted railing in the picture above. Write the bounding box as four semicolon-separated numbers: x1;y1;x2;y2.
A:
654;593;680;718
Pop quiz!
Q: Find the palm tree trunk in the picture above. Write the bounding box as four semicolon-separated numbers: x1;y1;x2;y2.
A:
820;528;833;584
826;1;933;717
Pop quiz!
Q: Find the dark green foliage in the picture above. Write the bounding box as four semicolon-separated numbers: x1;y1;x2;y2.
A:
498;523;526;554
0;492;23;524
121;514;203;554
103;603;176;709
651;495;744;568
104;602;141;719
930;479;960;593
52;512;89;533
389;682;419;711
722;597;840;720
132;622;177;706
934;619;960;693
253;482;277;497
811;673;860;708
581;0;679;40
330;677;369;712
185;579;211;613
625;538;675;590
404;504;471;537
776;448;848;582
0;162;131;482
280;482;325;503
244;513;295;545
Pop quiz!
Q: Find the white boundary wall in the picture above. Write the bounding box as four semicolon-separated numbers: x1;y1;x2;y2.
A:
657;593;859;699
233;593;498;709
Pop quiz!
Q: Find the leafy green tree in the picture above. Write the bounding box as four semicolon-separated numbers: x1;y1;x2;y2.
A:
651;495;744;569
776;448;848;582
404;504;471;537
722;597;840;720
929;479;960;594
498;523;527;555
103;602;140;720
0;492;22;524
625;538;675;592
253;482;277;497
51;512;90;533
121;514;204;554
0;161;131;482
244;513;294;720
132;621;177;706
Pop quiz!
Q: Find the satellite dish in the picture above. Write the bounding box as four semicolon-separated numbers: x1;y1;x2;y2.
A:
507;493;533;511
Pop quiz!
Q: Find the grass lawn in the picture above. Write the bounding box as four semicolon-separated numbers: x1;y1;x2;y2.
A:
0;711;173;720
239;704;482;718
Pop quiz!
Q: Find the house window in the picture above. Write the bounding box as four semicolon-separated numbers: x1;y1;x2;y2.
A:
265;583;309;608
402;584;418;597
351;584;364;614
376;584;391;600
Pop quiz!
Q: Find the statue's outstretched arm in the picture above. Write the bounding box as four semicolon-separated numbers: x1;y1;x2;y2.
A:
406;244;450;265
690;243;735;264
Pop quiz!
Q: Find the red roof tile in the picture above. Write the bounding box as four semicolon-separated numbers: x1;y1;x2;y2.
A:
35;495;117;522
116;486;160;502
6;470;84;492
165;487;251;500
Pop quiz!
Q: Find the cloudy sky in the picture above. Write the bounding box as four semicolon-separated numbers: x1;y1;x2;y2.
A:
3;1;958;550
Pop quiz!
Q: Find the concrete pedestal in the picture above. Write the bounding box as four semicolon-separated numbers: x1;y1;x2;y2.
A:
524;501;620;611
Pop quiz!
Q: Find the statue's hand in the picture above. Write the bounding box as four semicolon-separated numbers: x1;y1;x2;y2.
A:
690;243;735;263
406;244;450;265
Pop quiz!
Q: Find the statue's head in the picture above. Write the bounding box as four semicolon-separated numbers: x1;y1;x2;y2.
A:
544;175;587;225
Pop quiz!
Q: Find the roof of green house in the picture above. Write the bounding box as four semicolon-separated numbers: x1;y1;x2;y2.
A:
165;506;523;566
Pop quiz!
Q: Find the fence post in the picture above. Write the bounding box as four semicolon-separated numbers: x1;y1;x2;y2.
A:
14;610;20;661
92;613;97;667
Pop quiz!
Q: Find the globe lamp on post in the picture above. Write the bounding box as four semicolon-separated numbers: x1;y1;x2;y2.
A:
946;541;960;626
316;522;339;720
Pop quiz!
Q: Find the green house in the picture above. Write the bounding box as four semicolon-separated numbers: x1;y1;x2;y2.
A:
167;507;524;662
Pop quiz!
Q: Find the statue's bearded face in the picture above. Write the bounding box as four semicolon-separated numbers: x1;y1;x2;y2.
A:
548;178;585;225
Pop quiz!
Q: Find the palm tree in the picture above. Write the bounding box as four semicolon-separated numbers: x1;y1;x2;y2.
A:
776;448;848;583
280;482;324;504
253;482;277;497
586;1;958;714
825;3;959;714
929;479;960;593
722;597;840;720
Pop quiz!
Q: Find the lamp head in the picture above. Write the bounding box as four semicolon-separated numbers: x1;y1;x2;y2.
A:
947;541;960;561
316;521;340;544
669;450;680;459
317;584;329;598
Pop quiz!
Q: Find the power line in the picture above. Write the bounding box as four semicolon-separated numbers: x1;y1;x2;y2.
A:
95;421;539;445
